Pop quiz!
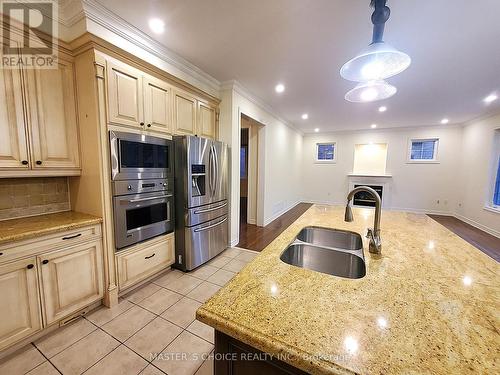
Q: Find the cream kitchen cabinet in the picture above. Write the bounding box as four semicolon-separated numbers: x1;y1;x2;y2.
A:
0;53;81;176
173;90;217;139
197;101;217;139
143;75;171;133
38;239;104;325
0;257;42;351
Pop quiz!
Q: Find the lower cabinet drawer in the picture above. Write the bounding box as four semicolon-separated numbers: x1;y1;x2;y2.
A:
117;234;174;290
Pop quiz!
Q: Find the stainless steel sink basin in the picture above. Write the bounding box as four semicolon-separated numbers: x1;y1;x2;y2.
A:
296;226;363;251
280;226;366;279
280;244;366;279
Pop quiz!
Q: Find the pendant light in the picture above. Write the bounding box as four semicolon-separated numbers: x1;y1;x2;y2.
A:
341;0;410;102
345;80;397;103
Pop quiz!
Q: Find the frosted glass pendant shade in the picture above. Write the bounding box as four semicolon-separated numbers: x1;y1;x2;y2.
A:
340;42;411;82
345;80;397;103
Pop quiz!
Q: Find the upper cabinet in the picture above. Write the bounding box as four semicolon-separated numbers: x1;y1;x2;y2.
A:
105;57;218;138
25;59;80;170
0;50;81;177
106;60;144;128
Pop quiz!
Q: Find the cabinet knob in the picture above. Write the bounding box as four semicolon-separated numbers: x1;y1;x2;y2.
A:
42;260;49;265
21;160;28;165
147;123;151;128
36;160;42;165
0;252;3;256
140;122;145;126
27;264;34;269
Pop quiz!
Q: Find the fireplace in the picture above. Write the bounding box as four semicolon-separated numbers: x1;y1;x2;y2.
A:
353;185;383;207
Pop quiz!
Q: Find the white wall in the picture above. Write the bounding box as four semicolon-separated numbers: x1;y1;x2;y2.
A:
219;82;303;246
302;126;463;214
456;114;500;236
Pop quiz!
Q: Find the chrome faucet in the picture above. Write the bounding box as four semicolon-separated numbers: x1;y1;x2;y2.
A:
344;186;382;254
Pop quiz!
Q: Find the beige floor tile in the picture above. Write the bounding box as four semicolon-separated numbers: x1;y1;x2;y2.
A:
125;317;183;360
188;264;219;280
86;299;134;326
206;269;236;286
26;361;60;375
152;269;184;288
161;297;202;328
194;352;214;375
153;331;213;375
0;344;45;374
220;248;241;259
51;329;119;375
124;283;162;304
236;251;257;262
187;320;214;344
222;258;247;273
102;305;156;342
140;364;166;375
207;255;232;268
84;345;148;375
139;288;183;315
34;318;96;358
165;274;203;295
186;282;221;303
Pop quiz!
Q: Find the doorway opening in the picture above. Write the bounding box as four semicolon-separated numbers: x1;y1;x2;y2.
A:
240;127;249;224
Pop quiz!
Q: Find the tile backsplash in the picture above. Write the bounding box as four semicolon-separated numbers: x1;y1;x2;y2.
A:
0;177;70;221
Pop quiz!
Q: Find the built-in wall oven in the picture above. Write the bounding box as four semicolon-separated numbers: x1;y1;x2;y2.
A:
109;131;174;250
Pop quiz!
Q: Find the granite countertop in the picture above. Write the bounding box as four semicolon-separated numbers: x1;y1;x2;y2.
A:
0;211;103;245
197;205;500;374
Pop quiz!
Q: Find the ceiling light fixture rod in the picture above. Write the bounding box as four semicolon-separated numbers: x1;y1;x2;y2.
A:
370;0;390;44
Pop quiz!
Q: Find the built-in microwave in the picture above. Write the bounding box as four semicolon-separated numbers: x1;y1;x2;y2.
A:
109;130;173;181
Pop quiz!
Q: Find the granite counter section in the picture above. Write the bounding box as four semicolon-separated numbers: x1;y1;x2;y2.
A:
197;205;500;374
0;211;102;245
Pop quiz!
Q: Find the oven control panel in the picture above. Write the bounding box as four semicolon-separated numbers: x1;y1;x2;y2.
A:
113;178;173;196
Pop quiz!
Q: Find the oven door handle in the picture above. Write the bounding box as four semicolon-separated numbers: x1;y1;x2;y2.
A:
194;217;227;233
194;202;227;214
125;194;172;204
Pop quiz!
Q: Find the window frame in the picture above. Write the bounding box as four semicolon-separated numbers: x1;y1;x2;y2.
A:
315;142;337;163
486;129;500;213
407;138;440;164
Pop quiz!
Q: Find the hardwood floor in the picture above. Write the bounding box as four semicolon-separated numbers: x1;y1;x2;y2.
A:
237;203;313;252
428;215;500;262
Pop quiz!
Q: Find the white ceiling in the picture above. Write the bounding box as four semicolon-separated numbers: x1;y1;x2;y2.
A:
96;0;500;132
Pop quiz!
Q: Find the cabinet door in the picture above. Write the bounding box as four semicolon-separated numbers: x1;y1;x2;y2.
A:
143;75;171;133
26;59;80;170
173;90;197;135
39;240;104;325
198;101;217;139
107;60;143;128
0;61;30;170
0;258;42;351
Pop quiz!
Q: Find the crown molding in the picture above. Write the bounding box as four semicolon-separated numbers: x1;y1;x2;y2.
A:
221;80;302;135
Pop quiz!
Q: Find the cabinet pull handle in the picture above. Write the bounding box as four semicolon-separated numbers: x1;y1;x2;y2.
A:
35;160;42;165
140;122;145;126
147;123;151;128
21;160;28;165
27;264;34;269
42;260;49;265
0;252;3;256
62;233;82;240
144;253;156;260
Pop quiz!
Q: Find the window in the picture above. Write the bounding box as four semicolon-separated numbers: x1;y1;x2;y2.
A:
316;143;336;162
240;146;247;179
494;156;500;207
408;138;439;162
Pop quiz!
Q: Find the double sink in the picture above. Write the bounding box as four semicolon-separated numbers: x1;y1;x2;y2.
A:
280;226;366;279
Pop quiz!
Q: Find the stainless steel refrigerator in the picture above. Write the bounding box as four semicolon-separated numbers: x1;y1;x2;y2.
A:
173;135;229;271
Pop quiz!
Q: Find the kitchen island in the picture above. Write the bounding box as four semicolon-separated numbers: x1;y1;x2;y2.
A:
197;205;499;374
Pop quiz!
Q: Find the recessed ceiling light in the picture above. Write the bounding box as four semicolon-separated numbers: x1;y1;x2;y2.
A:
301;113;309;120
148;18;165;34
440;118;449;124
314;128;319;133
371;124;377;128
378;106;387;112
275;83;285;93
484;93;498;104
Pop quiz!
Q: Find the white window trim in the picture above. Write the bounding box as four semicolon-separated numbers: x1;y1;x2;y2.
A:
406;137;440;164
315;142;337;164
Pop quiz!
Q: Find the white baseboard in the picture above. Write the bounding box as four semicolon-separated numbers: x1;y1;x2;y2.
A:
263;200;302;226
454;213;500;238
230;238;239;247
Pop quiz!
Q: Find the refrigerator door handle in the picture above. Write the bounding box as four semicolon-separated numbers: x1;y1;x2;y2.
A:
210;145;217;197
208;145;214;195
194;216;228;233
213;143;218;197
194;202;227;214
